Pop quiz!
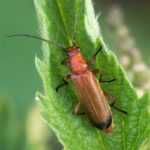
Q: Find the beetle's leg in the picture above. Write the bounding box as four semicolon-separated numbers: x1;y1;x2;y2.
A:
104;92;128;115
91;68;102;75
73;102;85;115
99;74;116;83
93;45;103;60
92;69;116;83
56;75;71;92
111;101;128;115
61;57;70;66
87;45;103;67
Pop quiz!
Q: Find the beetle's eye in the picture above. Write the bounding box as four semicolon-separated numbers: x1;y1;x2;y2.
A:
67;51;70;55
76;47;80;51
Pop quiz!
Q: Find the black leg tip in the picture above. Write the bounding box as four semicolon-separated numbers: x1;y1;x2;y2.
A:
99;75;116;83
55;87;59;92
124;111;128;115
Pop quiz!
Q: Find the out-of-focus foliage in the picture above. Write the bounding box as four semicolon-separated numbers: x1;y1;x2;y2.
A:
0;95;26;150
0;95;62;150
106;5;150;97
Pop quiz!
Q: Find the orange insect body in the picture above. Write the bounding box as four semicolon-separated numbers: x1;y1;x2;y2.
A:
68;46;88;73
7;0;127;134
67;45;113;133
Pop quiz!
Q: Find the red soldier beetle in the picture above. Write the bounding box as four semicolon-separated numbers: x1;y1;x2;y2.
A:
55;44;127;133
6;0;127;133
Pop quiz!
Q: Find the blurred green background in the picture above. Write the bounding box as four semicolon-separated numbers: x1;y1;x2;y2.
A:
0;0;150;149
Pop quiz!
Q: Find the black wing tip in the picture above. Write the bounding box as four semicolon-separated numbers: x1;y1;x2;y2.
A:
92;116;112;130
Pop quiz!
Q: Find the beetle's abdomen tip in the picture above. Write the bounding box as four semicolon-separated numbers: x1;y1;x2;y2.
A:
93;117;113;133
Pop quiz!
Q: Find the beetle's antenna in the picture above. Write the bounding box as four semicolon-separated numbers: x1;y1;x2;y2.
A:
72;0;84;45
6;34;67;49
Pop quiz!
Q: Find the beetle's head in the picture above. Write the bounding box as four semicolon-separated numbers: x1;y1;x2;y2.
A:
67;45;80;57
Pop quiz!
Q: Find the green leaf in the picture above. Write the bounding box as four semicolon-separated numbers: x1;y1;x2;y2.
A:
34;0;150;149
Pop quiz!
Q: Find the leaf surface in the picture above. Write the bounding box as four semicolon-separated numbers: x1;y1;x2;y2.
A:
34;0;150;149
